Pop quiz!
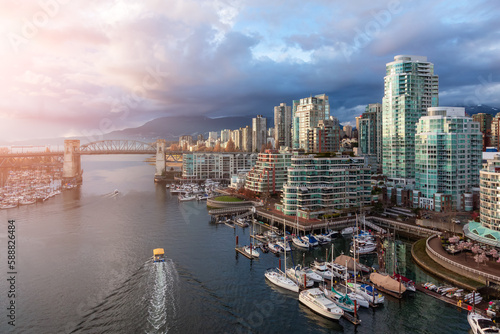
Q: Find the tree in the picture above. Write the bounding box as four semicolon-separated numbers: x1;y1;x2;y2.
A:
170;143;179;151
197;143;206;151
225;139;236;152
266;142;273;150
214;142;222;152
260;144;266;152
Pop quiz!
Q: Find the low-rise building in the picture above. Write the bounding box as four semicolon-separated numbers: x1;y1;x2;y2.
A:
244;150;292;194
276;154;371;218
182;152;258;181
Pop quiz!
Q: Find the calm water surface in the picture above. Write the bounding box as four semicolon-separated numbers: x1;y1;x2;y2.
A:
0;155;471;333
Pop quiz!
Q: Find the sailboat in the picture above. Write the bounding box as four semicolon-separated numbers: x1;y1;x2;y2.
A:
322;245;359;313
292;208;310;249
264;220;299;292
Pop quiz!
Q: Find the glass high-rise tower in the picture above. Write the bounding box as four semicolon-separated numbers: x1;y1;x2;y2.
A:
382;55;439;184
415;107;482;210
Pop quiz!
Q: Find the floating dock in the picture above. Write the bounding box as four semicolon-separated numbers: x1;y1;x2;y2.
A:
342;312;361;325
235;246;258;259
415;284;486;315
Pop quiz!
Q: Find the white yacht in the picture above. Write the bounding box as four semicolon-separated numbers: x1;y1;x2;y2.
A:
265;268;299;292
467;312;500;334
299;288;344;320
347;282;385;305
243;245;260;258
341;226;356;236
292;236;310;250
286;266;314;288
311;261;334;280
350;239;377;255
276;239;291;252
301;266;324;283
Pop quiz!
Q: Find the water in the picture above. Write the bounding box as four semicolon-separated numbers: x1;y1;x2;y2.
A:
0;155;472;333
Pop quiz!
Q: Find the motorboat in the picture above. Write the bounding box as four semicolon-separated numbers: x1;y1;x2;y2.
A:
178;194;196;202
392;274;416;292
235;218;249;228
153;248;165;263
276;239;291;252
311;261;334;280
301;266;324;283
347;282;385;305
286;265;314;288
350;239;377;255
327;262;348;280
325;230;340;239
243;245;260;258
301;235;319;247
467;312;500;334
268;241;282;254
259;243;269;253
299;288;344;320
265;268;299;292
341;226;356;236
292;236;310;250
313;234;330;245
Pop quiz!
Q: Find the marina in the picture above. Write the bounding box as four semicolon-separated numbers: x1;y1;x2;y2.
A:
0;155;480;333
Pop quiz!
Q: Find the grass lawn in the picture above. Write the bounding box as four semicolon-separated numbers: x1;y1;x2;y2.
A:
213;196;244;202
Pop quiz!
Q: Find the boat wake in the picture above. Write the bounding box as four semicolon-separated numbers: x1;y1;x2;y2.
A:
103;190;120;198
145;259;179;334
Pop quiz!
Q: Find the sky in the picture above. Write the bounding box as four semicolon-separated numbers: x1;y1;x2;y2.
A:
0;0;499;142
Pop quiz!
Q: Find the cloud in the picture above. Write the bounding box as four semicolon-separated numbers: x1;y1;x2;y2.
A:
0;0;499;142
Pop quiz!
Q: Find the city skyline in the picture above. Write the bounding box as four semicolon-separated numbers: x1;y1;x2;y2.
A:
1;0;499;142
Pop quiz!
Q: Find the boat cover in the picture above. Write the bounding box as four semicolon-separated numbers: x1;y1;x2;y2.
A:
370;273;406;294
334;255;367;272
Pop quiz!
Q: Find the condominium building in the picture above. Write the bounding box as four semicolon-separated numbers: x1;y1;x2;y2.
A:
292;94;330;150
414;107;482;211
252;115;267;152
343;125;352;138
241;126;252;152
464;155;500;246
382;55;439;185
472;113;493;151
182;152;258;181
274;103;292;149
358;103;382;171
220;129;231;143
479;155;500;231
306;119;340;153
276;155;371;218
244;150;292;194
491;112;500;150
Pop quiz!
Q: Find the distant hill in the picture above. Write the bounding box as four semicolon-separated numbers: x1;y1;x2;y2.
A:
104;115;274;141
464;105;500;117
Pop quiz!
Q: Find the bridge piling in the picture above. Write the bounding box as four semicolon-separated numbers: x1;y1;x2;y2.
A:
62;139;82;185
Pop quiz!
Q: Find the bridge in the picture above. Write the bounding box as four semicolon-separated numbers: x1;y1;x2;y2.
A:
0;139;186;182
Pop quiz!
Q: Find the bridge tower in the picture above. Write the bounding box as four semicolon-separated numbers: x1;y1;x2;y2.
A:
62;139;82;184
155;139;166;181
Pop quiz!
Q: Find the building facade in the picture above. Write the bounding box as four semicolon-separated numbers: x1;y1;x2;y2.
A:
241;126;252;152
182;152;258;181
358;103;382;171
244;150;292;194
479;155;500;231
277;155;371;218
252;115;267;152
306;119;340;153
382;55;439;185
292;94;330;150
274;103;292;149
491;112;500;151
414;107;482;211
472;113;493;151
